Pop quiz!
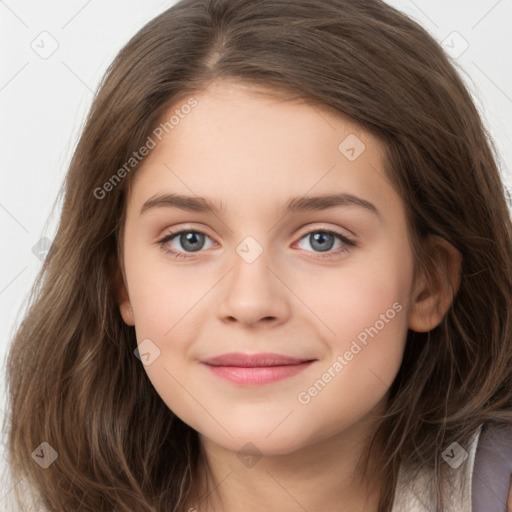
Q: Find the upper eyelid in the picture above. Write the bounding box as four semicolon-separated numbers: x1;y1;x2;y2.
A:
159;224;355;246
160;224;354;240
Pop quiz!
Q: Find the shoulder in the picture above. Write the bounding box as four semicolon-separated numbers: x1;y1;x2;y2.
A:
1;475;48;512
472;419;512;512
392;424;482;512
393;421;512;512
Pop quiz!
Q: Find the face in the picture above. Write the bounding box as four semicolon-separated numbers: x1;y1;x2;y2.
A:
118;80;418;456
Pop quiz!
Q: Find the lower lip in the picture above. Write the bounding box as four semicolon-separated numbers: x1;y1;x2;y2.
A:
202;361;314;385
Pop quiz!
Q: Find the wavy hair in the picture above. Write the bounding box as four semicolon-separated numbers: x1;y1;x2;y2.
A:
5;0;512;510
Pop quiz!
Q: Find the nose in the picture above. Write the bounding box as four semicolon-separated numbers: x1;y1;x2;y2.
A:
217;245;291;327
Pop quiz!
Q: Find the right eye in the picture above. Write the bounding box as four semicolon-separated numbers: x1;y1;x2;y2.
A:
157;229;216;259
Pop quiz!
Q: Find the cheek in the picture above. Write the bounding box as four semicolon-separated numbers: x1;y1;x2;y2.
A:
296;241;414;406
297;242;413;349
124;239;206;338
123;252;206;421
293;264;411;438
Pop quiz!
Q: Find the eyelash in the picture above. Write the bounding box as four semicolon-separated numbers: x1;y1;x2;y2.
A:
157;227;356;260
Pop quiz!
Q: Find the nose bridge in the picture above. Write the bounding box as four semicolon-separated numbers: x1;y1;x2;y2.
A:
217;234;290;325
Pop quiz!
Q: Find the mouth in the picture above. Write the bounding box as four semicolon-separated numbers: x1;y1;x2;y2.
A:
200;352;316;385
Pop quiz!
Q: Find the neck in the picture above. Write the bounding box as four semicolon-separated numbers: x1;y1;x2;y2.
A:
182;416;385;512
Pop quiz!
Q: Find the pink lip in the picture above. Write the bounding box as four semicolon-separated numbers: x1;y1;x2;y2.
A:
200;352;315;385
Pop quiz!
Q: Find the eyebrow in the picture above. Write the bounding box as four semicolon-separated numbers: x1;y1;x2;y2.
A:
139;192;381;219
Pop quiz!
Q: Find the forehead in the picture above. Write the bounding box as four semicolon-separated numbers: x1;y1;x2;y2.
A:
126;80;398;220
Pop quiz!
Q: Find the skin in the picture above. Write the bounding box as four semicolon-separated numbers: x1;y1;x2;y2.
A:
116;79;462;511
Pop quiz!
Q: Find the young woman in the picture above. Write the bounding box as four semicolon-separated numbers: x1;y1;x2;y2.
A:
5;1;512;511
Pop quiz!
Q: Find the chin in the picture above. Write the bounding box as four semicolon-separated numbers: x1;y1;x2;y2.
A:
199;425;313;458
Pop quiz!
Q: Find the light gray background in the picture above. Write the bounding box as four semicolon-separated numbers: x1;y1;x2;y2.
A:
1;0;511;506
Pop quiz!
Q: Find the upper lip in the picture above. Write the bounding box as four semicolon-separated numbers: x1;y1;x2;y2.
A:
201;352;315;367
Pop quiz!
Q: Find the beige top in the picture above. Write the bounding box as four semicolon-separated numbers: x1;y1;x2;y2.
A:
3;425;484;512
392;424;483;512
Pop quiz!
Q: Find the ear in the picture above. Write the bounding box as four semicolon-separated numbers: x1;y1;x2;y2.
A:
111;264;135;326
408;235;462;333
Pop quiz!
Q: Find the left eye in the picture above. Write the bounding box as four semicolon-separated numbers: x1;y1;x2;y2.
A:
295;229;355;257
158;228;355;259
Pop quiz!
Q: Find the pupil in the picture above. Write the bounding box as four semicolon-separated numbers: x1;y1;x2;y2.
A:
181;232;204;252
312;232;334;252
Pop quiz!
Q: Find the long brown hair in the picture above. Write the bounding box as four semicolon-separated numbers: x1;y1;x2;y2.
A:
5;0;512;510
